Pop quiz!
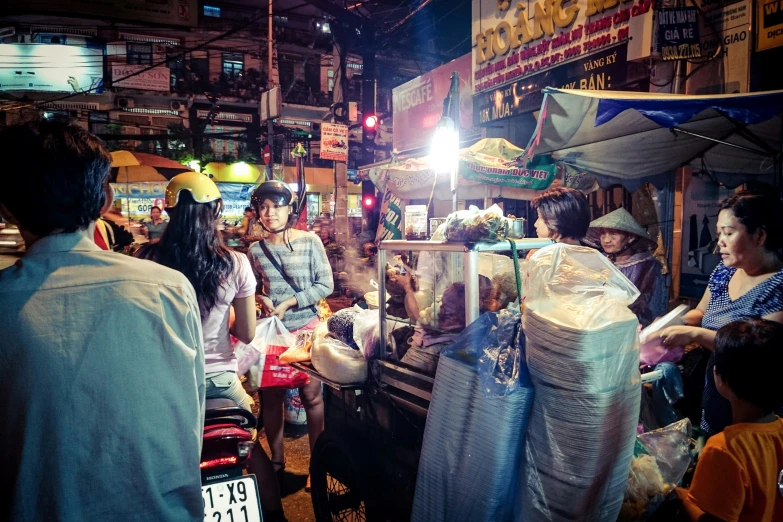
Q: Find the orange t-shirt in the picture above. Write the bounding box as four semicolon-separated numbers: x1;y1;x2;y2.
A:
686;417;783;522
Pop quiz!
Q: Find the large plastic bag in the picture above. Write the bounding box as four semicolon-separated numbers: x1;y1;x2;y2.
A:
247;317;309;389
444;204;507;242
279;329;313;364
310;321;367;384
351;308;394;360
524;243;640;330
619;419;693;521
517;245;641;522
412;310;534;522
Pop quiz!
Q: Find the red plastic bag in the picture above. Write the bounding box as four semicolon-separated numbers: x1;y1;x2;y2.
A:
247;317;309;389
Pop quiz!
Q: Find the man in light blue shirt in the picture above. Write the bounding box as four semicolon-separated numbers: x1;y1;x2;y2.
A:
0;121;206;522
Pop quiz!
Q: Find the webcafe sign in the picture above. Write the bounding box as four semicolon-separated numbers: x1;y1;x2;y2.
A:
472;0;652;94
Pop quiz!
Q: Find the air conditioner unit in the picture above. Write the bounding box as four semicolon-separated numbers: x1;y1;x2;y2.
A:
0;26;16;39
170;101;184;112
117;97;135;109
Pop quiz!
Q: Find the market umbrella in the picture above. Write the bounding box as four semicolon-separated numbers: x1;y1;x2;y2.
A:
522;88;783;185
110;151;191;182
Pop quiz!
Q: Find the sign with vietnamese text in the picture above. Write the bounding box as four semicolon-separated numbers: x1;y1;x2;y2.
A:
0;44;104;93
657;8;702;60
757;0;783;51
112;65;171;92
376;191;404;245
112;182;253;221
461;161;557;189
473;44;629;124
686;0;750;94
392;54;475;154
471;0;652;94
320;123;349;162
24;0;197;27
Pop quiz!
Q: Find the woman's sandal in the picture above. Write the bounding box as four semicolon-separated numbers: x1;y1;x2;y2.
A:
271;460;286;482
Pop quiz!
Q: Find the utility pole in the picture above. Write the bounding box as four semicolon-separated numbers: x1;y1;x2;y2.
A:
266;0;275;181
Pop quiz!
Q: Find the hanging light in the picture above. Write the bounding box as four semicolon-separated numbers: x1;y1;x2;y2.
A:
428;116;458;175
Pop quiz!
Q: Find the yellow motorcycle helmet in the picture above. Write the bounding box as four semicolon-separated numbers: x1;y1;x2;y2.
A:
165;172;221;209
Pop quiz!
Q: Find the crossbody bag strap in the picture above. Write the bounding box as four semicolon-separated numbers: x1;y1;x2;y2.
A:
258;240;318;313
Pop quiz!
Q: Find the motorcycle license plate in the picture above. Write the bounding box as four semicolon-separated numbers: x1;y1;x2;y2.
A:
202;475;262;522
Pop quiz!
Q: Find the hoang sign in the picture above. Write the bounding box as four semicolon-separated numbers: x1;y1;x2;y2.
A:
472;0;652;93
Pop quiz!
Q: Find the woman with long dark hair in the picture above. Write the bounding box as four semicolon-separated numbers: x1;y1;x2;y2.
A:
137;172;287;521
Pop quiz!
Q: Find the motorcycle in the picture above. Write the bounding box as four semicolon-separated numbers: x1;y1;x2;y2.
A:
201;398;263;522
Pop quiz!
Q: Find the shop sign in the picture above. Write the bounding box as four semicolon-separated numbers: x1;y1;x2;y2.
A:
685;0;750;94
112;182;252;221
392;54;475;154
473;44;628;124
112;65;171;92
24;0;197;27
657;8;702;60
0;44;104;93
320;123;349;162
472;0;652;94
757;0;783;51
376;191;404;244
461;161;557;189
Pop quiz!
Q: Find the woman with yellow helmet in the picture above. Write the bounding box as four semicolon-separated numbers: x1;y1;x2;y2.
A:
137;172;287;521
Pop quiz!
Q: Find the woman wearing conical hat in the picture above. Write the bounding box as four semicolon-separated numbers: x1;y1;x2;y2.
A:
586;207;666;327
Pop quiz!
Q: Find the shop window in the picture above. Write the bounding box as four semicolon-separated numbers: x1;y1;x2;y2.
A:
127;43;152;65
167;51;185;90
222;53;244;80
88;111;109;135
203;5;221;17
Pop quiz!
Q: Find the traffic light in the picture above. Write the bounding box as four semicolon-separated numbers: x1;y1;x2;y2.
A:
362;180;376;209
363;114;378;141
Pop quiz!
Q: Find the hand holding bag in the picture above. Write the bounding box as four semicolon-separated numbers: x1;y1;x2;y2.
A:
247;316;310;389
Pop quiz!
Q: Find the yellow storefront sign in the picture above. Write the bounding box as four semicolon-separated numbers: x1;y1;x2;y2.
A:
757;0;783;50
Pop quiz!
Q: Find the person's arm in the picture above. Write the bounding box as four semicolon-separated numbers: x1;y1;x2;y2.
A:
292;237;335;309
230;295;256;343
675;489;727;522
656;288;715;349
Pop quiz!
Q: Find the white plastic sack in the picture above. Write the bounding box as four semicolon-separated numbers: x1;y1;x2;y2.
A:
524;243;640;329
311;322;368;384
351;308;395;360
246;316;297;389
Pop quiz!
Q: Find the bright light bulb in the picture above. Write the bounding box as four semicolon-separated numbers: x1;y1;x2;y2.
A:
188;160;201;172
428;119;459;174
233;161;250;176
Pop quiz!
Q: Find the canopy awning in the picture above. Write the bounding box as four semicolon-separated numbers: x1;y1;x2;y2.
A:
523;88;783;184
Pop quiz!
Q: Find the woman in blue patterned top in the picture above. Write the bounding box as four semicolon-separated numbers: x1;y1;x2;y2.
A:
654;191;783;438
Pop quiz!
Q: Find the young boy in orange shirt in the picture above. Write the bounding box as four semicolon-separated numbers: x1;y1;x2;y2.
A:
676;318;783;522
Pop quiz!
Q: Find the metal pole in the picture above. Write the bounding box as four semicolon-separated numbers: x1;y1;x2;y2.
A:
267;0;274;180
378;248;388;360
450;72;460;213
464;250;480;325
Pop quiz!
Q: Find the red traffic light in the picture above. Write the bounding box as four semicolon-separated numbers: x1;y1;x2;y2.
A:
363;196;375;208
364;115;378;130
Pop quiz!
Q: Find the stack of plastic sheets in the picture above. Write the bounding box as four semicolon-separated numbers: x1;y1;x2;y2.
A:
412;311;534;522
516;244;642;522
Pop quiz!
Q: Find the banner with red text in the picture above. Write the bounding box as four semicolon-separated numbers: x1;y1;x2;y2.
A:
471;0;653;94
392;54;475;154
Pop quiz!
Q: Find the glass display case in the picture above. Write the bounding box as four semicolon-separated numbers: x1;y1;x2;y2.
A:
377;238;554;362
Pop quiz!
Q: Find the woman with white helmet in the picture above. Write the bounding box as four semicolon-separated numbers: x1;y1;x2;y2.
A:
248;180;334;491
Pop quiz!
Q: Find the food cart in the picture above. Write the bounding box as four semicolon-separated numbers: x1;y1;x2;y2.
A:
294;236;551;521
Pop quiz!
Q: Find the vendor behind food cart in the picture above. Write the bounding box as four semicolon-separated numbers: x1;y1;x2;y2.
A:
528;186;591;257
585;207;666;327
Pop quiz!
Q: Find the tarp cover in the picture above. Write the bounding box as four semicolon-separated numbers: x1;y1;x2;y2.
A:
523;88;783;182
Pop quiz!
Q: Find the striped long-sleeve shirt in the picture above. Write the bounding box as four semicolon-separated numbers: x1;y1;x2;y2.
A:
248;233;334;331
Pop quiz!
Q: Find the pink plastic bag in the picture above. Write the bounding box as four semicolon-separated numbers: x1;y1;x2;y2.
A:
639;340;683;366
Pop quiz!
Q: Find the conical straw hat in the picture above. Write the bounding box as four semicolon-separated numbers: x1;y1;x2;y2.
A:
586;207;656;251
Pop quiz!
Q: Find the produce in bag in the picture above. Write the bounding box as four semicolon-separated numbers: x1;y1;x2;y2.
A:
310;321;367;384
247;316;309;389
444;204;507;242
279;329;314;364
619;419;693;521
